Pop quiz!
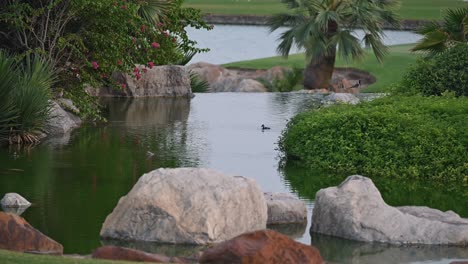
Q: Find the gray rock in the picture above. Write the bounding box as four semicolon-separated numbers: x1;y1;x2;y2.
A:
44;101;81;136
100;168;268;244
210;77;267;93
311;175;468;245
56;98;80;114
111;65;192;97
324;92;360;105
264;192;307;224
1;193;31;208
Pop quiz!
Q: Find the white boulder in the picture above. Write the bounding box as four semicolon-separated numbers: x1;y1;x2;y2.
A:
1;193;31;208
311;175;468;245
100;168;268;244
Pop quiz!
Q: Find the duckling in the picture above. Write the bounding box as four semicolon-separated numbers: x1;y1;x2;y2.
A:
261;124;271;130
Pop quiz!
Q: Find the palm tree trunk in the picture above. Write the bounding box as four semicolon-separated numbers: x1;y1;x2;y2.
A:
303;49;336;90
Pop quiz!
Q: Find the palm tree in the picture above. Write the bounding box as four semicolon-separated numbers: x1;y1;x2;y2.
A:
411;7;468;56
268;0;399;89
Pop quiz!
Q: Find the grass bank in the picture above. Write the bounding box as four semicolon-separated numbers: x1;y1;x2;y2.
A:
184;0;467;20
224;44;419;93
0;249;144;264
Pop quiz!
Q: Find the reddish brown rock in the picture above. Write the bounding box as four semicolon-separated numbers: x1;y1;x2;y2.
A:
92;246;195;263
0;212;63;255
200;230;324;264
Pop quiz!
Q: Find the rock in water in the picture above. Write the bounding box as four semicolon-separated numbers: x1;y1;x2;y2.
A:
1;193;31;208
264;192;307;224
199;230;324;264
311;175;468;245
0;212;63;254
44;101;81;136
100;168;268;244
111;65;192;97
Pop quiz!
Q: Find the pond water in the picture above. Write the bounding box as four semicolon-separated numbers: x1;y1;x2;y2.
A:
0;94;467;263
187;25;422;64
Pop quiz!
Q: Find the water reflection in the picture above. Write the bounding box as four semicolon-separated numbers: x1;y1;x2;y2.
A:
311;234;468;264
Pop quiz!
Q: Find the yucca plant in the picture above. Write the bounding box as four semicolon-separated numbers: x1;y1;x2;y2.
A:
0;51;18;143
411;7;468;56
268;0;399;90
9;55;55;144
189;71;210;93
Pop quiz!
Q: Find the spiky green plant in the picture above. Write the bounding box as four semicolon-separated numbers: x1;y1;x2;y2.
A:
9;55;55;144
268;0;399;90
411;7;468;56
0;51;18;143
189;71;209;93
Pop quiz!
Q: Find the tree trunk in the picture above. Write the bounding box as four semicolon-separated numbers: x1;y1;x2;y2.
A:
303;49;336;90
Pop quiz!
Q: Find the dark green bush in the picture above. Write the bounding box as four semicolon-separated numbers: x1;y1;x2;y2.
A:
279;95;468;191
397;44;468;96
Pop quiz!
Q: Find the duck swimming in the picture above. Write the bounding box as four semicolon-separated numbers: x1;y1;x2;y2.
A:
261;124;271;130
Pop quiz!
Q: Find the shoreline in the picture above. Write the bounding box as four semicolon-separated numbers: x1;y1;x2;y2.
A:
203;14;431;31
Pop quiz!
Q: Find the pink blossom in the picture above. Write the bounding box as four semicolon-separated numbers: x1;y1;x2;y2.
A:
133;67;140;73
121;83;127;89
151;42;160;49
148;61;154;69
142;68;147;73
140;25;146;32
163;32;169;37
135;72;141;80
157;22;164;28
121;5;127;9
172;37;177;43
92;61;99;70
102;73;107;79
117;60;123;65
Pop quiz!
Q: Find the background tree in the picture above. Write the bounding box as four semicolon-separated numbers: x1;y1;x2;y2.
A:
268;0;399;89
411;7;468;56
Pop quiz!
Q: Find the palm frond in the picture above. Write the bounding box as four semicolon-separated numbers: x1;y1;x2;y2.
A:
331;30;364;62
315;9;340;31
137;0;173;24
411;30;448;54
363;33;387;63
268;13;304;33
277;29;296;58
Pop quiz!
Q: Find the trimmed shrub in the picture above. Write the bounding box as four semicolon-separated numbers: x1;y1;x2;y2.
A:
279;95;468;192
397;44;468;96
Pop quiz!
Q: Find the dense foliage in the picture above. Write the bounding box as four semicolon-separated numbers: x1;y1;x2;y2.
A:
279;95;468;192
0;52;54;145
397;44;468;96
268;0;399;89
0;0;210;121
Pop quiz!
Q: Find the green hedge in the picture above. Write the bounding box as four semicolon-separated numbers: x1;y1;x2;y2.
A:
397;44;468;96
279;95;468;190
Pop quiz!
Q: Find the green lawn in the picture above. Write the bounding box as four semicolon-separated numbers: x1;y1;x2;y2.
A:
223;44;419;93
184;0;467;20
0;249;147;264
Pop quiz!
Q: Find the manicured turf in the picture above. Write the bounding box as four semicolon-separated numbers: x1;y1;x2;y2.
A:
0;249;145;264
223;44;419;93
184;0;467;20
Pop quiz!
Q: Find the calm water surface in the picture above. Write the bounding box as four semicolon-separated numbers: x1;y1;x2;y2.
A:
0;94;467;263
187;25;422;64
